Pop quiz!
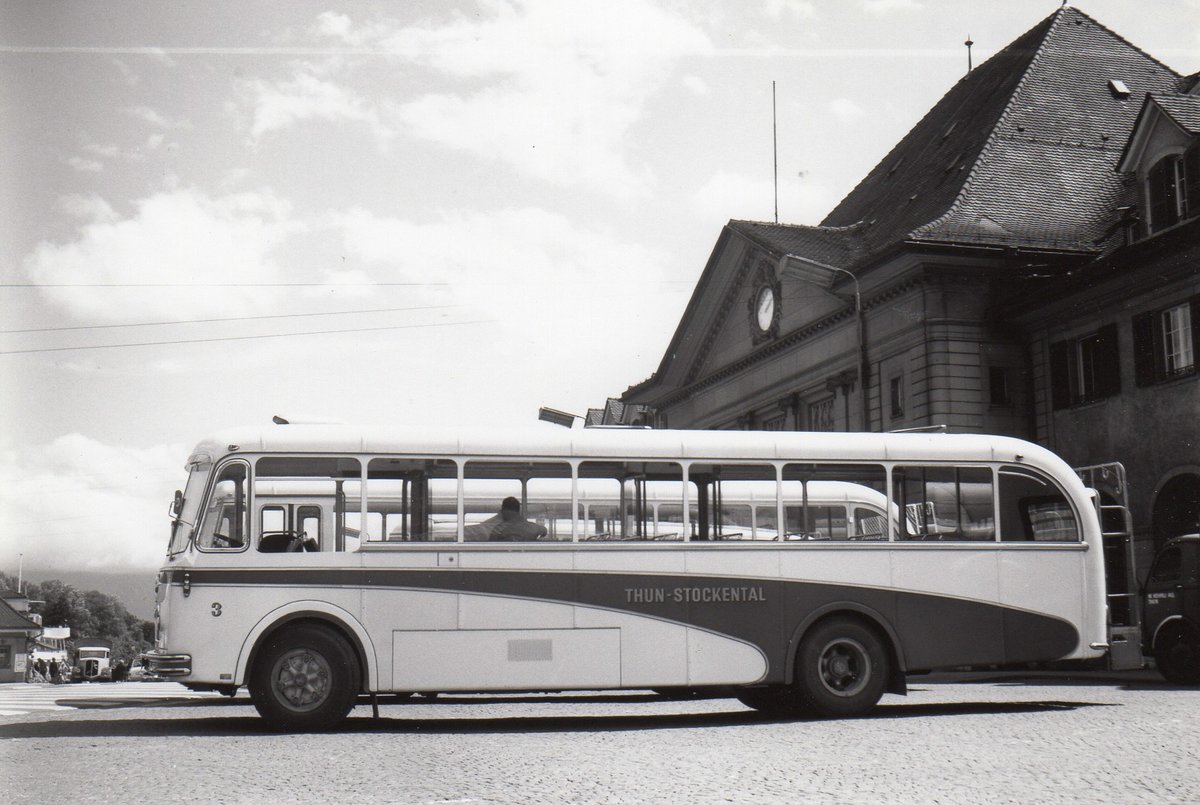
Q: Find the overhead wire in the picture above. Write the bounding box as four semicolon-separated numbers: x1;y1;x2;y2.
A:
0;318;497;355
0;304;460;334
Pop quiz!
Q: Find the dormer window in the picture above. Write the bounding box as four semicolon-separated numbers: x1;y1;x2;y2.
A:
1146;144;1200;233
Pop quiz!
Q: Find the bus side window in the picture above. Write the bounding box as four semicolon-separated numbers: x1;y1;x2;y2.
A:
688;463;776;542
782;463;889;541
366;458;457;542
578;461;686;542
893;466;995;541
255;456;361;551
998;467;1080;542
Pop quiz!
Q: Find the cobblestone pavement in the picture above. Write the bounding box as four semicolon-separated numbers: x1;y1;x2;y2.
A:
2;673;1197;804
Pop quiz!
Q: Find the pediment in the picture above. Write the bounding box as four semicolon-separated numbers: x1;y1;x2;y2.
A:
682;246;780;386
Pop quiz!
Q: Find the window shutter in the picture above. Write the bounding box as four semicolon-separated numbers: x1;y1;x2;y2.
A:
1132;312;1157;386
1186;146;1200;219
1049;340;1072;409
1148;158;1176;232
1192;296;1200;370
1097;323;1121;397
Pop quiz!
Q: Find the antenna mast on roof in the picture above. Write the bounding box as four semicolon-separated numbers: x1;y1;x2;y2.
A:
772;80;779;224
965;35;974;74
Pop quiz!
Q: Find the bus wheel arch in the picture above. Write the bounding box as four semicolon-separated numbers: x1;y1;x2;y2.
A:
240;604;375;693
248;620;362;731
787;606;905;698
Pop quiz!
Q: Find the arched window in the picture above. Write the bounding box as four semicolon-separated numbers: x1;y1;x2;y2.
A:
1146;144;1200;234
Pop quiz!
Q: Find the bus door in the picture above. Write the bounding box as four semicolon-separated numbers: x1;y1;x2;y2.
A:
1076;462;1142;670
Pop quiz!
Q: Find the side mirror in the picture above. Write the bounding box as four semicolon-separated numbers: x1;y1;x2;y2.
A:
169;490;184;519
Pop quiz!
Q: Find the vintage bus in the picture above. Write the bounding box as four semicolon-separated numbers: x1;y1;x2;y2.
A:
144;422;1108;730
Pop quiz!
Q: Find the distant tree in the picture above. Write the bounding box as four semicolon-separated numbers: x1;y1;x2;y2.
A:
1;573;154;663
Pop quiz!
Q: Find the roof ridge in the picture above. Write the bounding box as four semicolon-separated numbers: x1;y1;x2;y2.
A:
818;8;1062;240
1069;5;1183;82
911;8;1071;241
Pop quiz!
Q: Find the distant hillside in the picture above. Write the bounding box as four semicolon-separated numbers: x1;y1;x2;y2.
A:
21;568;158;621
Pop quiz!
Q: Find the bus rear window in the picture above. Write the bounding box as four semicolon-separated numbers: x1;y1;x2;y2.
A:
998;467;1080;542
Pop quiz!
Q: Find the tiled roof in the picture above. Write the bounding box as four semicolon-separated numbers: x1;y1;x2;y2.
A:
1153;94;1200;134
815;7;1183;259
0;597;39;633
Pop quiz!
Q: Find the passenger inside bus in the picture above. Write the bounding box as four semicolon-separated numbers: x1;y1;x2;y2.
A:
258;530;319;553
465;497;548;542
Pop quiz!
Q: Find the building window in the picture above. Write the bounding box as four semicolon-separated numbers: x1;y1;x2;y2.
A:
808;397;836;431
989;366;1012;406
889;376;904;419
1050;324;1121;409
1134;299;1198;386
761;414;786;431
1146;146;1200;234
0;644;10;669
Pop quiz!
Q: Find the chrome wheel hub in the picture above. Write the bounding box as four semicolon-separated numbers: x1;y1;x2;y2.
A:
818;638;870;698
274;649;331;712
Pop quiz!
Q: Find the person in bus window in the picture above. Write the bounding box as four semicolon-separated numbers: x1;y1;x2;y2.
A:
475;497;547;541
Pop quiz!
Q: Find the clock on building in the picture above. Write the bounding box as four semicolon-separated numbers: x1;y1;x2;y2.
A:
747;260;781;344
755;286;776;332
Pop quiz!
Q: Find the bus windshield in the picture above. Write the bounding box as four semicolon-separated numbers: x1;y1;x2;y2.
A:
168;460;212;556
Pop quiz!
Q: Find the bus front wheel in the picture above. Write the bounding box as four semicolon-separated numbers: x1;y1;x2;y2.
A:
1155;623;1200;686
250;623;360;731
793;617;888;718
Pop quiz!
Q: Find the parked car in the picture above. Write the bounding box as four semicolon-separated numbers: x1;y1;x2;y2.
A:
72;638;113;682
127;660;163;682
1142;534;1200;685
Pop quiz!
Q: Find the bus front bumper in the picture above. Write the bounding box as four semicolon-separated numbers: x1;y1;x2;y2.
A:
141;650;192;677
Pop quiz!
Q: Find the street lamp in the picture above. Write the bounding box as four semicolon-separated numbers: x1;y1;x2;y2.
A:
776;254;870;431
537;407;582;428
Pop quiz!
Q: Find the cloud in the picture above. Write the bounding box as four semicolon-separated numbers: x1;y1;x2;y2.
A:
861;0;923;13
763;0;816;19
829;97;867;123
126;106;190;130
248;1;710;198
379;0;711;198
240;69;392;142
0;435;186;571
23;187;302;322
329;204;673;356
682;75;710;95
66;156;103;173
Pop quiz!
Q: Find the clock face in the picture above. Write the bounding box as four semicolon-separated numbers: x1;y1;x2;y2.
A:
755;286;776;332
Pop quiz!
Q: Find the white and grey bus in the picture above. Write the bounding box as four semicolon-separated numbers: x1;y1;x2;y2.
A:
144;422;1108;730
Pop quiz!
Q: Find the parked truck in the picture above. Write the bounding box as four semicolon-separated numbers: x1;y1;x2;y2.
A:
1141;534;1200;685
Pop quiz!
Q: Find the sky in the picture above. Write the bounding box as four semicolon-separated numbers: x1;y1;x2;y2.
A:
2;0;1198;578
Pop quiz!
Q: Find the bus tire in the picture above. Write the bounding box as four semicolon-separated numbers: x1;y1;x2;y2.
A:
793;617;888;718
250;623;360;731
1154;622;1200;686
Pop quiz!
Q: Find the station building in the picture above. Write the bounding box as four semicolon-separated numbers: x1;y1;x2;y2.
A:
617;7;1198;562
0;592;40;683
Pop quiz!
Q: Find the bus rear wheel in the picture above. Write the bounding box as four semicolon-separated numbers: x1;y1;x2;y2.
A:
250;623;360;731
1155;623;1200;686
793;617;888;718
